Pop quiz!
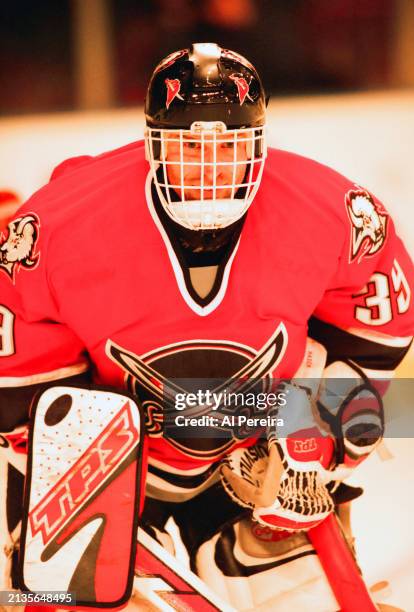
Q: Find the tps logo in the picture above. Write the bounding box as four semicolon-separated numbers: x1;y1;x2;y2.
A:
29;401;139;545
345;188;388;263
230;74;253;105
165;79;184;109
293;438;317;453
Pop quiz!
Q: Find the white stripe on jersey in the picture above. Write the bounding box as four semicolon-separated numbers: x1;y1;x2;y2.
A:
0;362;89;388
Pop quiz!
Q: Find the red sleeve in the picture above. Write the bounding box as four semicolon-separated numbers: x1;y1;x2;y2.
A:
49;155;93;182
0;212;89;429
313;186;414;341
0;277;88;380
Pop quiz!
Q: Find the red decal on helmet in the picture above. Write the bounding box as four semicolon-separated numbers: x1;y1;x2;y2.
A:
230;74;252;105
165;79;184;109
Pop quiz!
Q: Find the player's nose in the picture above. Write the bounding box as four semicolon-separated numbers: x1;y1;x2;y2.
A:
203;144;215;163
203;145;215;175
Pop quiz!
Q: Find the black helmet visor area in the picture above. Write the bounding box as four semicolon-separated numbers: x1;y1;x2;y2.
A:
145;43;267;129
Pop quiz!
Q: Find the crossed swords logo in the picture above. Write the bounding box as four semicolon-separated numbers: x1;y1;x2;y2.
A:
106;323;288;435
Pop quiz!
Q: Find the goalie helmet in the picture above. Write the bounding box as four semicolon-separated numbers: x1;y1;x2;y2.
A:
145;43;267;230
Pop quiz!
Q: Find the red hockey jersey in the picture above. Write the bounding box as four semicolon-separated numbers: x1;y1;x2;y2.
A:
1;141;413;473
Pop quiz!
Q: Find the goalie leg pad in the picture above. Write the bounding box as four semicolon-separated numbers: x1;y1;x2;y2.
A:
194;517;339;611
18;385;146;608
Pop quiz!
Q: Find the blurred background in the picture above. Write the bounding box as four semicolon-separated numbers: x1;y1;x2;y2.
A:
0;2;414;607
1;0;414;114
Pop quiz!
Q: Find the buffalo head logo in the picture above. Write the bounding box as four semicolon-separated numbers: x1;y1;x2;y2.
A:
0;213;40;281
345;189;388;263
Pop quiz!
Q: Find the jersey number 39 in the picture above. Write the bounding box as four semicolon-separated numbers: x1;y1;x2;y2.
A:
355;259;411;326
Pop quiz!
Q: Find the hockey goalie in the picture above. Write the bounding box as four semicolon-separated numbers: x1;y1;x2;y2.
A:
1;43;413;611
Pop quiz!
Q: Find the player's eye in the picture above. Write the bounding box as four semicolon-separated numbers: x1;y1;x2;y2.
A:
184;141;201;150
220;142;235;149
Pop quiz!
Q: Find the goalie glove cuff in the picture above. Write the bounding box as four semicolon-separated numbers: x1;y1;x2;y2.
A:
317;361;384;469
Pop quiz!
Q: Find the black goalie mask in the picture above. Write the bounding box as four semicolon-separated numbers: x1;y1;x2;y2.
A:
145;43;267;230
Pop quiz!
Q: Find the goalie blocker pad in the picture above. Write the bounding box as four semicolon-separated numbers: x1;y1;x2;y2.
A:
18;385;146;609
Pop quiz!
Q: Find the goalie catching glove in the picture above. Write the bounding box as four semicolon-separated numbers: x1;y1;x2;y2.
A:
220;382;337;531
220;340;384;532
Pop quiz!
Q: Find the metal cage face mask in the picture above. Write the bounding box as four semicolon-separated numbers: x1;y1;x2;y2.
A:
145;121;267;230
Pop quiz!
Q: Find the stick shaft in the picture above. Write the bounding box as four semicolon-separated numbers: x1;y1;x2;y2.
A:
308;514;377;612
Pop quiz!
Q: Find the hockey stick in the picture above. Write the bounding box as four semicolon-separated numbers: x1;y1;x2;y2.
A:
308;513;378;612
134;528;236;612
